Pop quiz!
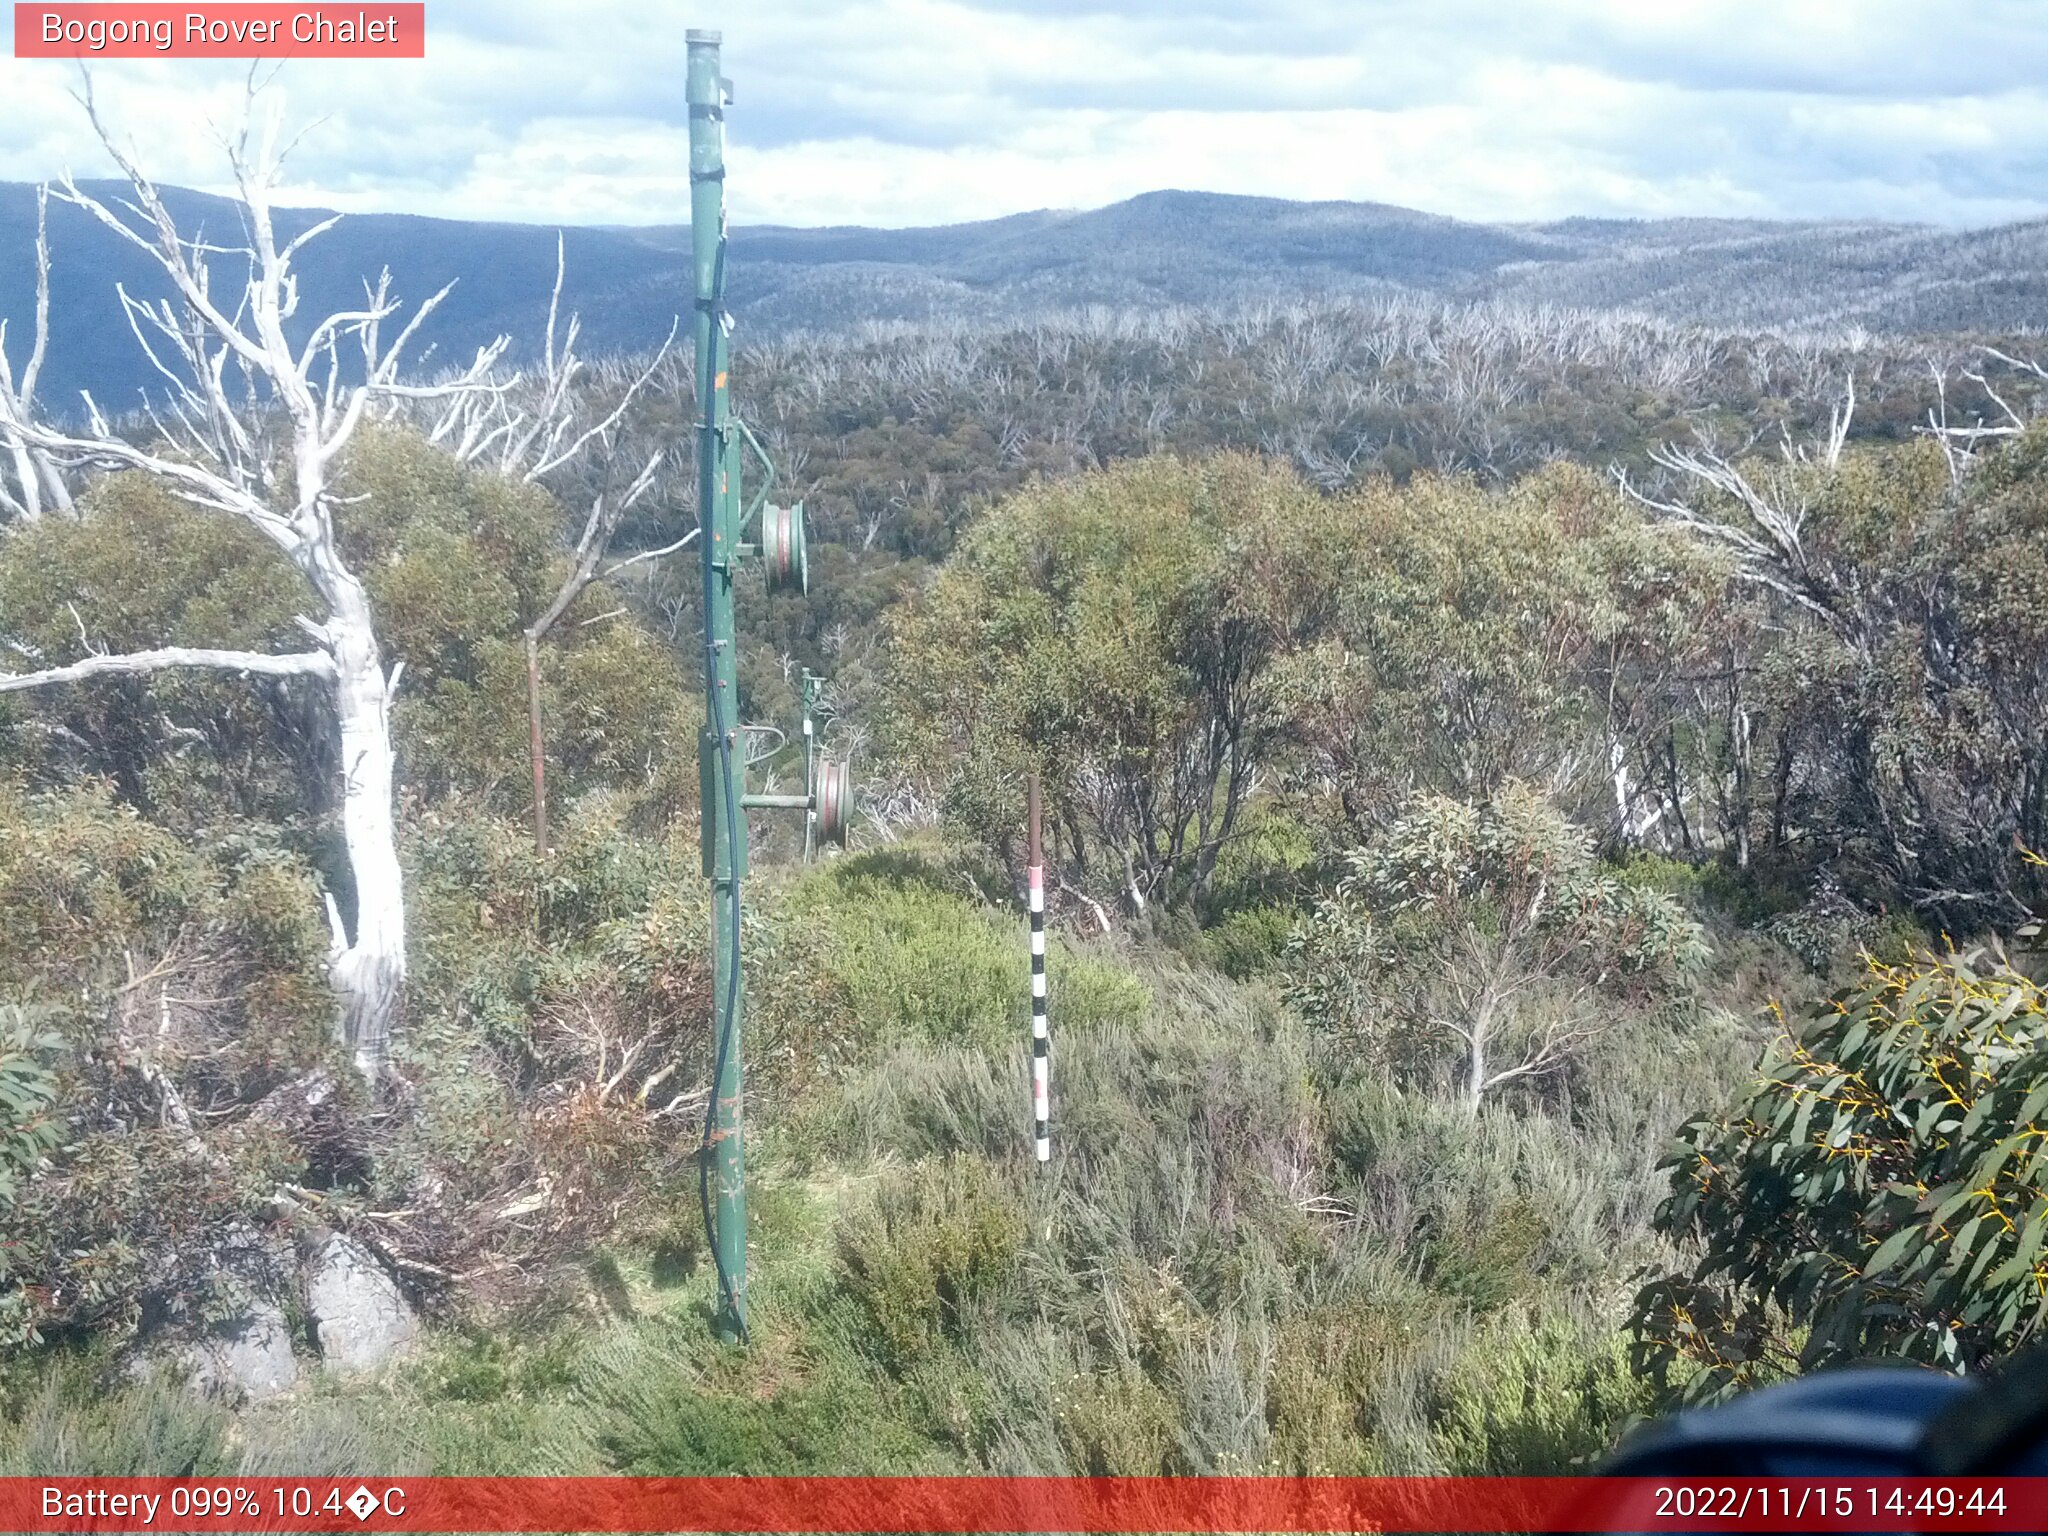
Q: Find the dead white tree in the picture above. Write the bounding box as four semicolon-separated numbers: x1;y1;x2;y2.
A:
1614;377;1862;637
0;86;513;1083
1916;346;2047;484
0;185;75;522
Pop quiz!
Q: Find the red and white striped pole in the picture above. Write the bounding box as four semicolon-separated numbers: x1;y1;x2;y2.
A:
1027;771;1050;1164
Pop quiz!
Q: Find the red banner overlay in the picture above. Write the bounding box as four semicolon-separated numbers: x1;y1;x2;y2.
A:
0;1478;2045;1533
13;5;425;58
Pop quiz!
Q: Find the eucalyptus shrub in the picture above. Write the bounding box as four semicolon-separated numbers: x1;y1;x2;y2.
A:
0;1006;64;1214
1632;947;2048;1403
1287;784;1707;1106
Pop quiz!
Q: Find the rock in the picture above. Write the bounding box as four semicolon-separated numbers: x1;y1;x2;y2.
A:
141;1220;301;1401
303;1231;419;1374
188;1303;300;1401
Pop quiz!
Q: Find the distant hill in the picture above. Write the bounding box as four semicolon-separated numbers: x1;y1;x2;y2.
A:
2;181;2044;409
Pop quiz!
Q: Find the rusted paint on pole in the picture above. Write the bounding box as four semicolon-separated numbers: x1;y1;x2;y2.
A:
1027;772;1049;1164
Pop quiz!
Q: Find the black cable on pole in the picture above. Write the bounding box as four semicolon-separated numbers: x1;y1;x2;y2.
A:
695;229;747;1339
699;609;748;1343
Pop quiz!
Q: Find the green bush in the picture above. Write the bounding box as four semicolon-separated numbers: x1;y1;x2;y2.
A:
1428;1309;1655;1474
586;1330;939;1475
1051;1363;1182;1475
780;849;1148;1053
1201;802;1318;919
0;1007;66;1217
835;1158;1027;1372
0;474;312;830
1200;903;1298;980
0;1367;234;1476
1287;784;1707;1105
882;454;1339;911
1633;946;2048;1402
1327;1077;1623;1308
0;779;210;992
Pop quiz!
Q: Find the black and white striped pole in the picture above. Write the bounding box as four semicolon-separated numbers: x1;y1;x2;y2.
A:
1028;772;1050;1164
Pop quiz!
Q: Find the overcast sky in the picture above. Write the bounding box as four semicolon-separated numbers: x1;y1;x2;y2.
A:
3;0;2047;230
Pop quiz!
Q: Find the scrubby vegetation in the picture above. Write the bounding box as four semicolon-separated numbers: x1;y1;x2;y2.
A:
5;278;2048;1477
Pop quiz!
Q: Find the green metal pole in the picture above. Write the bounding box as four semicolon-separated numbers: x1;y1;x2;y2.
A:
688;28;748;1342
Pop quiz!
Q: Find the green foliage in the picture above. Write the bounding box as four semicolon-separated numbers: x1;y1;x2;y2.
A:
1275;461;1737;835
884;454;1339;910
0;474;313;825
335;425;558;650
1287;784;1707;1102
0;777;337;1353
1429;1309;1657;1474
411;1331;581;1406
1050;1362;1183;1474
4;1129;305;1350
0;426;691;834
22;299;2048;1480
0;1367;235;1475
1655;430;2048;922
0;778;212;993
1195;904;1298;980
1201;800;1318;915
397;616;693;821
586;1329;941;1475
778;848;1148;1055
0;1007;65;1213
835;1158;1026;1372
0;820;1731;1476
1325;1075;1640;1306
1633;947;2048;1403
334;428;693;819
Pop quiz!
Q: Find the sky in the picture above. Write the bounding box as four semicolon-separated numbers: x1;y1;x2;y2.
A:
3;0;2048;230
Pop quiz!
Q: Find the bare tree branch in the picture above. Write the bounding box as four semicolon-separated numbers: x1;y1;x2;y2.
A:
0;646;334;692
0;184;72;521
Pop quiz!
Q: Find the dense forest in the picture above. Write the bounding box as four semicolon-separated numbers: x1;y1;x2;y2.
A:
4;157;2048;1478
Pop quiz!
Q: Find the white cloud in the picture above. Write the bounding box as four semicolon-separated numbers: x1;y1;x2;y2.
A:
0;0;2043;228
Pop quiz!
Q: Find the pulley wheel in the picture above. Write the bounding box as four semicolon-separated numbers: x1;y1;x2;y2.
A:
762;501;808;595
815;757;853;848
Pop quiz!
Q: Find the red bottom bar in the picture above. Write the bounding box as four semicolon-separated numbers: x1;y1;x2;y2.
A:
4;1476;2046;1533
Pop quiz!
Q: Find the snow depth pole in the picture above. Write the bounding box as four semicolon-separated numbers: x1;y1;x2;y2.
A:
1027;772;1050;1164
689;28;749;1343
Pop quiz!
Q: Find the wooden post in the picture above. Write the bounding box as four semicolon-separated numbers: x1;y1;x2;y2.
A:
1027;771;1049;1164
525;632;548;857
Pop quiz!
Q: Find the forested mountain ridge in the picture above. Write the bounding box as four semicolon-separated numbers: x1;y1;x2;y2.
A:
5;179;2047;408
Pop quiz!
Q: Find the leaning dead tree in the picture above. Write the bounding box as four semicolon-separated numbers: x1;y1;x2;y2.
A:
0;88;512;1083
1614;375;1861;640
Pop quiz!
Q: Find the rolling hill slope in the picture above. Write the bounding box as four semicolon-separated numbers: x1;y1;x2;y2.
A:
2;181;2041;409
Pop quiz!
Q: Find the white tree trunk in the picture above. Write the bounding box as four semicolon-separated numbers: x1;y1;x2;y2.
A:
1465;990;1496;1110
5;440;44;520
323;581;406;1082
0;93;608;1086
